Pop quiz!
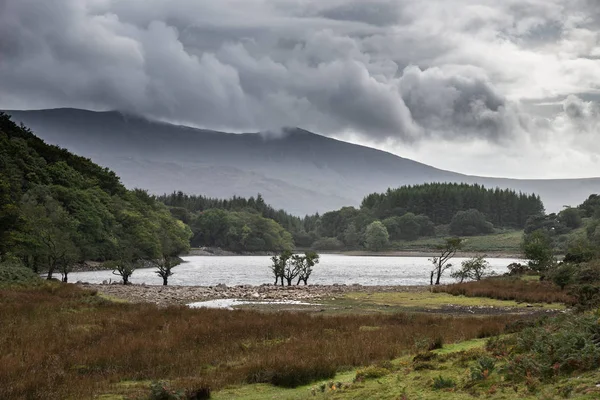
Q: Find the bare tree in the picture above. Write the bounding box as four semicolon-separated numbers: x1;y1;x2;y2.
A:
429;237;462;285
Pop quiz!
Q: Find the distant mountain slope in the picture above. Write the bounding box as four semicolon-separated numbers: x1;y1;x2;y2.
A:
6;108;600;214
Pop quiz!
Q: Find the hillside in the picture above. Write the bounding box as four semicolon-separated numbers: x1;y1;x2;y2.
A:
0;112;191;281
6;108;600;215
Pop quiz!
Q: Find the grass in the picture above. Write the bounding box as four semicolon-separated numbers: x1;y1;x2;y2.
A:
390;230;524;253
336;290;566;310
0;282;525;400
433;277;576;305
209;337;600;399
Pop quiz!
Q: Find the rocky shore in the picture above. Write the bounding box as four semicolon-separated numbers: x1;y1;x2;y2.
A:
80;282;424;307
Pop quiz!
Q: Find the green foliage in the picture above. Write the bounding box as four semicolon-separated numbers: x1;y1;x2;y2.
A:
504;314;600;382
383;212;435;241
0;257;42;286
191;209;293;252
470;356;496;381
558;207;582;229
578;194;600;218
432;375;456;390
362;182;544;228
148;381;210;400
449;209;494;236
0;113;189;280
522;230;555;273
451;255;490;282
311;237;344;251
365;221;389;251
548;263;575;290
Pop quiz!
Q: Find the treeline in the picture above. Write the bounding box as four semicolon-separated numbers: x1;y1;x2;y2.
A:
162;182;546;252
362;183;544;228
0;113;191;283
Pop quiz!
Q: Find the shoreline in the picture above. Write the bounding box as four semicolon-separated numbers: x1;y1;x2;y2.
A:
82;283;426;307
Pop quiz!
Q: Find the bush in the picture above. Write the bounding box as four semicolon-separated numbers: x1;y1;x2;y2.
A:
548;263;575;290
0;258;42;286
432;375;456;390
354;366;390;382
470;357;496;381
246;362;337;388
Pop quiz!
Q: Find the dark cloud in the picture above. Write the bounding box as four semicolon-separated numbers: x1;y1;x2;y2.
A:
0;0;598;145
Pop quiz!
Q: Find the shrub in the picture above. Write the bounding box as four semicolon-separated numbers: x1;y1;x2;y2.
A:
548;263;575;290
149;381;185;400
354;366;390;382
470;357;496;381
0;258;42;286
246;362;337;388
432;375;456;390
449;209;494;236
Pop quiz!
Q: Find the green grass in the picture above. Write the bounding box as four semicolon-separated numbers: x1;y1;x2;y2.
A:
390;230;524;253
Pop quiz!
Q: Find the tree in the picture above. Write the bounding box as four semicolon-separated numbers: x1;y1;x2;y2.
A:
549;263;575;290
522;229;555;273
558;207;582;229
343;223;360;247
153;211;192;285
429;237;463;285
18;191;81;281
270;250;292;286
365;221;389;251
451;255;490;283
296;251;320;285
449;209;494;236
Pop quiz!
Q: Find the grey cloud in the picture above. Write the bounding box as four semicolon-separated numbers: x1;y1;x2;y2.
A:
0;0;597;145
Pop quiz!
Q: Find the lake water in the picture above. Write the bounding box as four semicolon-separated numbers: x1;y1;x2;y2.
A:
68;254;521;286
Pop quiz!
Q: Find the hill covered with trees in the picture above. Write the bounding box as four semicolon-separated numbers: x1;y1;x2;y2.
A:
0;113;191;282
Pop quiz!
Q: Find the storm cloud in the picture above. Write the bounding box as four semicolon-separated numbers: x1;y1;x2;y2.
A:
0;0;599;150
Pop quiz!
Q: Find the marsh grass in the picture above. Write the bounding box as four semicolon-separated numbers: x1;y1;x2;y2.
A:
433;277;575;305
1;283;521;399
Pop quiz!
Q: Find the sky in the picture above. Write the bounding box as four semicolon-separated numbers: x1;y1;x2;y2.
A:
1;0;599;179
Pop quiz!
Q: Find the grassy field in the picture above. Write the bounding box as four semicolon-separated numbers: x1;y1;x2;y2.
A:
390;230;524;254
1;283;524;400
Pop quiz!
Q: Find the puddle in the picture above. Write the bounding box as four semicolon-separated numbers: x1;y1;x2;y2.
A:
188;298;317;310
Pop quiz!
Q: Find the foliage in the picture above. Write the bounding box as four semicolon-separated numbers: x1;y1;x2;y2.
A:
191;209;293;252
449;209;494;236
311;237;344;251
548;263;576;290
432;375;456;390
522;229;555;273
578;194;600;218
504;314;600;382
270;251;320;285
429;237;462;285
450;255;490;283
383;212;434;241
362;183;544;228
0;257;42;286
558;207;582;229
364;220;389;251
470;357;496;381
0;113;189;279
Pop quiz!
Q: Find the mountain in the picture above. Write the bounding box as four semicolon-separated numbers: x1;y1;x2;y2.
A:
6;108;600;215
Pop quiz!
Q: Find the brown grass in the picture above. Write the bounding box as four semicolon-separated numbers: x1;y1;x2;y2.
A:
433;277;576;305
1;283;524;399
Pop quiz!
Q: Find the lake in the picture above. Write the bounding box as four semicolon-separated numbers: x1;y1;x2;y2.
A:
68;254;522;286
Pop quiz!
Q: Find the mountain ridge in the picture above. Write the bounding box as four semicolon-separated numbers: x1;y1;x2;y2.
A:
5;108;600;215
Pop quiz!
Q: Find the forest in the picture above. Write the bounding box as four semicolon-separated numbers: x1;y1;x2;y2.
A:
0;113;191;283
159;183;546;252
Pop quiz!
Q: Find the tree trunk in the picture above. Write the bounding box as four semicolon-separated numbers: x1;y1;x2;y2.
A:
62;273;68;283
302;278;308;285
280;278;284;287
430;270;434;286
163;276;168;286
286;278;292;286
435;263;442;285
123;275;129;285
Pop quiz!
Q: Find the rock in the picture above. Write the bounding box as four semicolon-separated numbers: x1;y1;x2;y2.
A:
252;292;260;298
